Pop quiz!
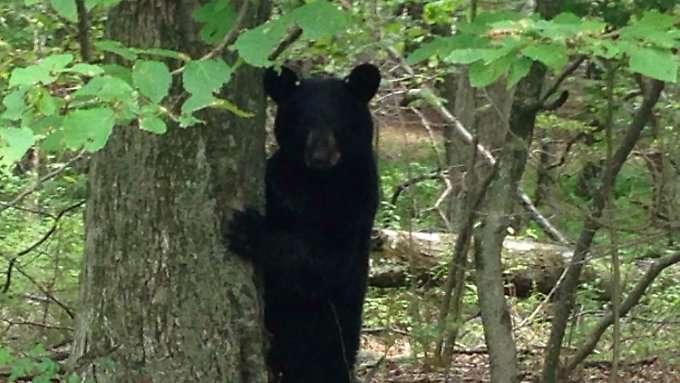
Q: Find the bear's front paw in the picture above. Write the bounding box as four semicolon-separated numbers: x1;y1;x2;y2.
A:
225;208;265;260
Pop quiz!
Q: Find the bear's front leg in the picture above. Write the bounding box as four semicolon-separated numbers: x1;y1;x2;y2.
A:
224;208;265;261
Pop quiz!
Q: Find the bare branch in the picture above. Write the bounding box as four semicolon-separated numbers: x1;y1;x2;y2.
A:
542;79;665;383
564;251;680;373
385;45;571;245
0;257;75;319
0;150;86;216
538;55;586;107
268;26;303;61
3;201;85;293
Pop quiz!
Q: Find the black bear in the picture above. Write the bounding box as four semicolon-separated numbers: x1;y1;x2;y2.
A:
227;64;380;383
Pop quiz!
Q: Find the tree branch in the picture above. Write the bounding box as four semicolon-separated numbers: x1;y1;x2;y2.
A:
542;79;664;383
3;200;86;294
75;0;91;62
564;251;680;373
170;0;251;75
538;55;586;107
268;26;303;61
385;45;571;245
0;257;75;319
0;150;85;216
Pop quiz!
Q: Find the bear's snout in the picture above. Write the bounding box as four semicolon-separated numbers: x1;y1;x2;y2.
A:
304;130;341;170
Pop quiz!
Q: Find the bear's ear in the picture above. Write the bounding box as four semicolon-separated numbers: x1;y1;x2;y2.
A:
345;64;380;103
264;66;298;103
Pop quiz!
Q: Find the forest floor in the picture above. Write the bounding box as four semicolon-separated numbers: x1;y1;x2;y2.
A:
357;334;680;383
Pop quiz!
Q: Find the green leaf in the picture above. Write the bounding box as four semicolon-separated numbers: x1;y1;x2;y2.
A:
181;92;216;115
293;0;349;39
521;43;568;72
182;59;232;95
30;115;63;135
458;11;523;34
67;63;105;76
469;54;513;88
75;76;140;120
579;20;607;34
0;347;14;366
95;40;138;61
85;0;120;10
50;0;77;21
234;17;292;67
628;48;677;83
506;57;532;89
0;127;35;165
102;64;133;84
38;91;59;116
132;60;171;103
587;40;621;59
406;37;450;65
41;129;65;152
63;108;115;151
446;48;489;64
552;12;581;25
139;116;167;134
193;0;237;44
619;11;678;48
408;34;488;65
9;66;55;87
638;10;676;30
1;90;28;121
75;76;135;100
39;53;74;72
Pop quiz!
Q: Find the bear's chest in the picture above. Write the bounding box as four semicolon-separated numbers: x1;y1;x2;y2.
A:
272;172;353;215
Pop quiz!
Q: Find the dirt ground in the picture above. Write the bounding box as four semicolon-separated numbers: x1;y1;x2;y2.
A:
357;334;680;383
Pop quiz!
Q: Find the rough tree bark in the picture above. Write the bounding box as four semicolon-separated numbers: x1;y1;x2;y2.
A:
69;1;271;382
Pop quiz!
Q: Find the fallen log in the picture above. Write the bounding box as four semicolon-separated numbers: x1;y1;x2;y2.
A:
370;229;574;298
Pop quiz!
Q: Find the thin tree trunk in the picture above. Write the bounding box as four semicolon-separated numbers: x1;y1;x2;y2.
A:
473;4;561;381
70;1;271;381
435;69;476;364
541;79;664;383
533;129;556;208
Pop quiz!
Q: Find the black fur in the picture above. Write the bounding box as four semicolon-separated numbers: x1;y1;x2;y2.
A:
227;64;380;383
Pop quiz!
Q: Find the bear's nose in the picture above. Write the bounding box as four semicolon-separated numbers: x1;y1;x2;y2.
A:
305;148;337;170
304;131;340;170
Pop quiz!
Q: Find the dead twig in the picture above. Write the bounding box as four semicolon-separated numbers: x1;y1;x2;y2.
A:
384;45;571;245
3;200;86;294
0;150;86;216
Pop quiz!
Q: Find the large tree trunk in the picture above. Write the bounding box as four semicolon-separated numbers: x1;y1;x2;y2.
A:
69;1;271;381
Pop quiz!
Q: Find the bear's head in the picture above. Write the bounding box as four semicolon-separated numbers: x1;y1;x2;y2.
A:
264;64;380;171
